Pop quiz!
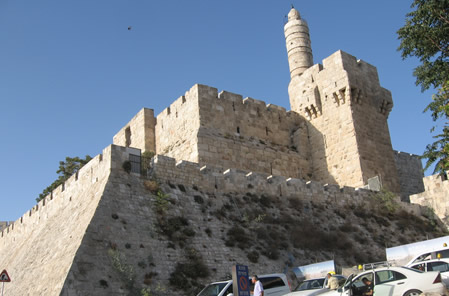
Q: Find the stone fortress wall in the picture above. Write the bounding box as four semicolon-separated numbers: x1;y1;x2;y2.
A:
114;84;314;181
111;7;423;199
114;52;415;198
411;173;449;225
288;50;399;193
193;84;312;179
113;108;156;153
1;6;447;294
0;145;137;296
394;151;425;201
0;143;426;295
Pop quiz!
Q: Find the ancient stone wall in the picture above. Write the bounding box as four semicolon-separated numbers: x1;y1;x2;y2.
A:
0;221;10;232
339;51;399;193
288;50;400;192
0;145;137;296
394;151;425;201
155;85;203;162
289;53;364;187
113;108;156;153
193;84;312;179
410;173;449;225
114;84;313;181
0;144;428;295
149;154;419;216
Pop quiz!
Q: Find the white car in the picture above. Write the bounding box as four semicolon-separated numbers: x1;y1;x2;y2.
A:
317;266;445;296
408;258;449;287
405;248;449;266
286;275;346;296
196;273;291;296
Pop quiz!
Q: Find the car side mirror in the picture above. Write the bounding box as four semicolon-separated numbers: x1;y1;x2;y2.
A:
337;288;343;293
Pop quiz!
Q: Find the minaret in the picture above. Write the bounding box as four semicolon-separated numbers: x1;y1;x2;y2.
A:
284;7;313;78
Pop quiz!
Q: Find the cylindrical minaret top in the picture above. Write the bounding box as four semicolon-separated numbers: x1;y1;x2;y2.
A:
284;7;313;78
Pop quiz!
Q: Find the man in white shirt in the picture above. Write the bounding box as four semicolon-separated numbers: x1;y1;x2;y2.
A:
326;272;339;290
252;275;264;296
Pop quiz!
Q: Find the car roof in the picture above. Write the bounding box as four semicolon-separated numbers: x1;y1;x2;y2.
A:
303;277;325;281
409;258;449;265
209;273;287;285
357;266;422;274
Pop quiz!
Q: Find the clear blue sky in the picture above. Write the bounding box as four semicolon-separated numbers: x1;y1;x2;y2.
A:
0;0;439;222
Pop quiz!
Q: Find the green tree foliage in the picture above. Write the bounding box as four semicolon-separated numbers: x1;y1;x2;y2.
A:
422;82;449;173
397;0;449;174
36;155;92;202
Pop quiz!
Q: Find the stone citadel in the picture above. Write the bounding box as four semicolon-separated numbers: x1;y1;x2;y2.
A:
113;8;423;201
1;7;448;296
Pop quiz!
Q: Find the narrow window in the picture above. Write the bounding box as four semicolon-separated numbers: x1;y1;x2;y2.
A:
237;127;240;134
125;127;131;147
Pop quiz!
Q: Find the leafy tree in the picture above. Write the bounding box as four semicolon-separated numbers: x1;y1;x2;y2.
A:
397;0;449;174
422;82;449;173
36;155;92;202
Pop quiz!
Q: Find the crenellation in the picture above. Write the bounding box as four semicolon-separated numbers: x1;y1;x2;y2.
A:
149;153;381;202
0;145;125;243
218;90;243;103
243;96;266;107
3;7;440;293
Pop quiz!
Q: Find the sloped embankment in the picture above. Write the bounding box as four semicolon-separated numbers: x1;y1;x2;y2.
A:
62;166;447;296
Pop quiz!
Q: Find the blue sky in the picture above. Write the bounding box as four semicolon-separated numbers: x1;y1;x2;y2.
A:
0;0;439;222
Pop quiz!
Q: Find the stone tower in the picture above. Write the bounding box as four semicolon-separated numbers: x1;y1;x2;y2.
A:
285;7;401;193
284;7;313;78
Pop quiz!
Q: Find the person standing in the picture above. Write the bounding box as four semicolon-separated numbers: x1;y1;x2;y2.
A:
326;272;339;290
252;275;264;296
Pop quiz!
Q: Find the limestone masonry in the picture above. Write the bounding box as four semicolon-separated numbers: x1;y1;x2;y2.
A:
113;8;423;200
0;7;445;296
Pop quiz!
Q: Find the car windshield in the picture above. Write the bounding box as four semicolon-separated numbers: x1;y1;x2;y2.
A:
197;283;228;296
295;278;325;291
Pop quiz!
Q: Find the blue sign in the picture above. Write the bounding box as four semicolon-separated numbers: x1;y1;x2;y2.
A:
232;264;250;296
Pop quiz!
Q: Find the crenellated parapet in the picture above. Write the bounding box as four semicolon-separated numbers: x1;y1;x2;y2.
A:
289;50;393;120
150;154;374;203
0;145;140;241
192;84;304;146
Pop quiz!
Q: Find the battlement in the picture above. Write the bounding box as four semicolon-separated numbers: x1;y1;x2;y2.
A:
289;50;393;119
149;153;423;218
151;154;372;202
0;145;139;241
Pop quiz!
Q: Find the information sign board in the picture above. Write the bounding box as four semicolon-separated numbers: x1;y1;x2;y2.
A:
232;264;250;296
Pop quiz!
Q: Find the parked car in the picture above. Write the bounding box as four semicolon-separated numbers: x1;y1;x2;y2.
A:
285;275;346;296
406;248;449;266
196;273;291;296
408;258;449;286
317;266;445;296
